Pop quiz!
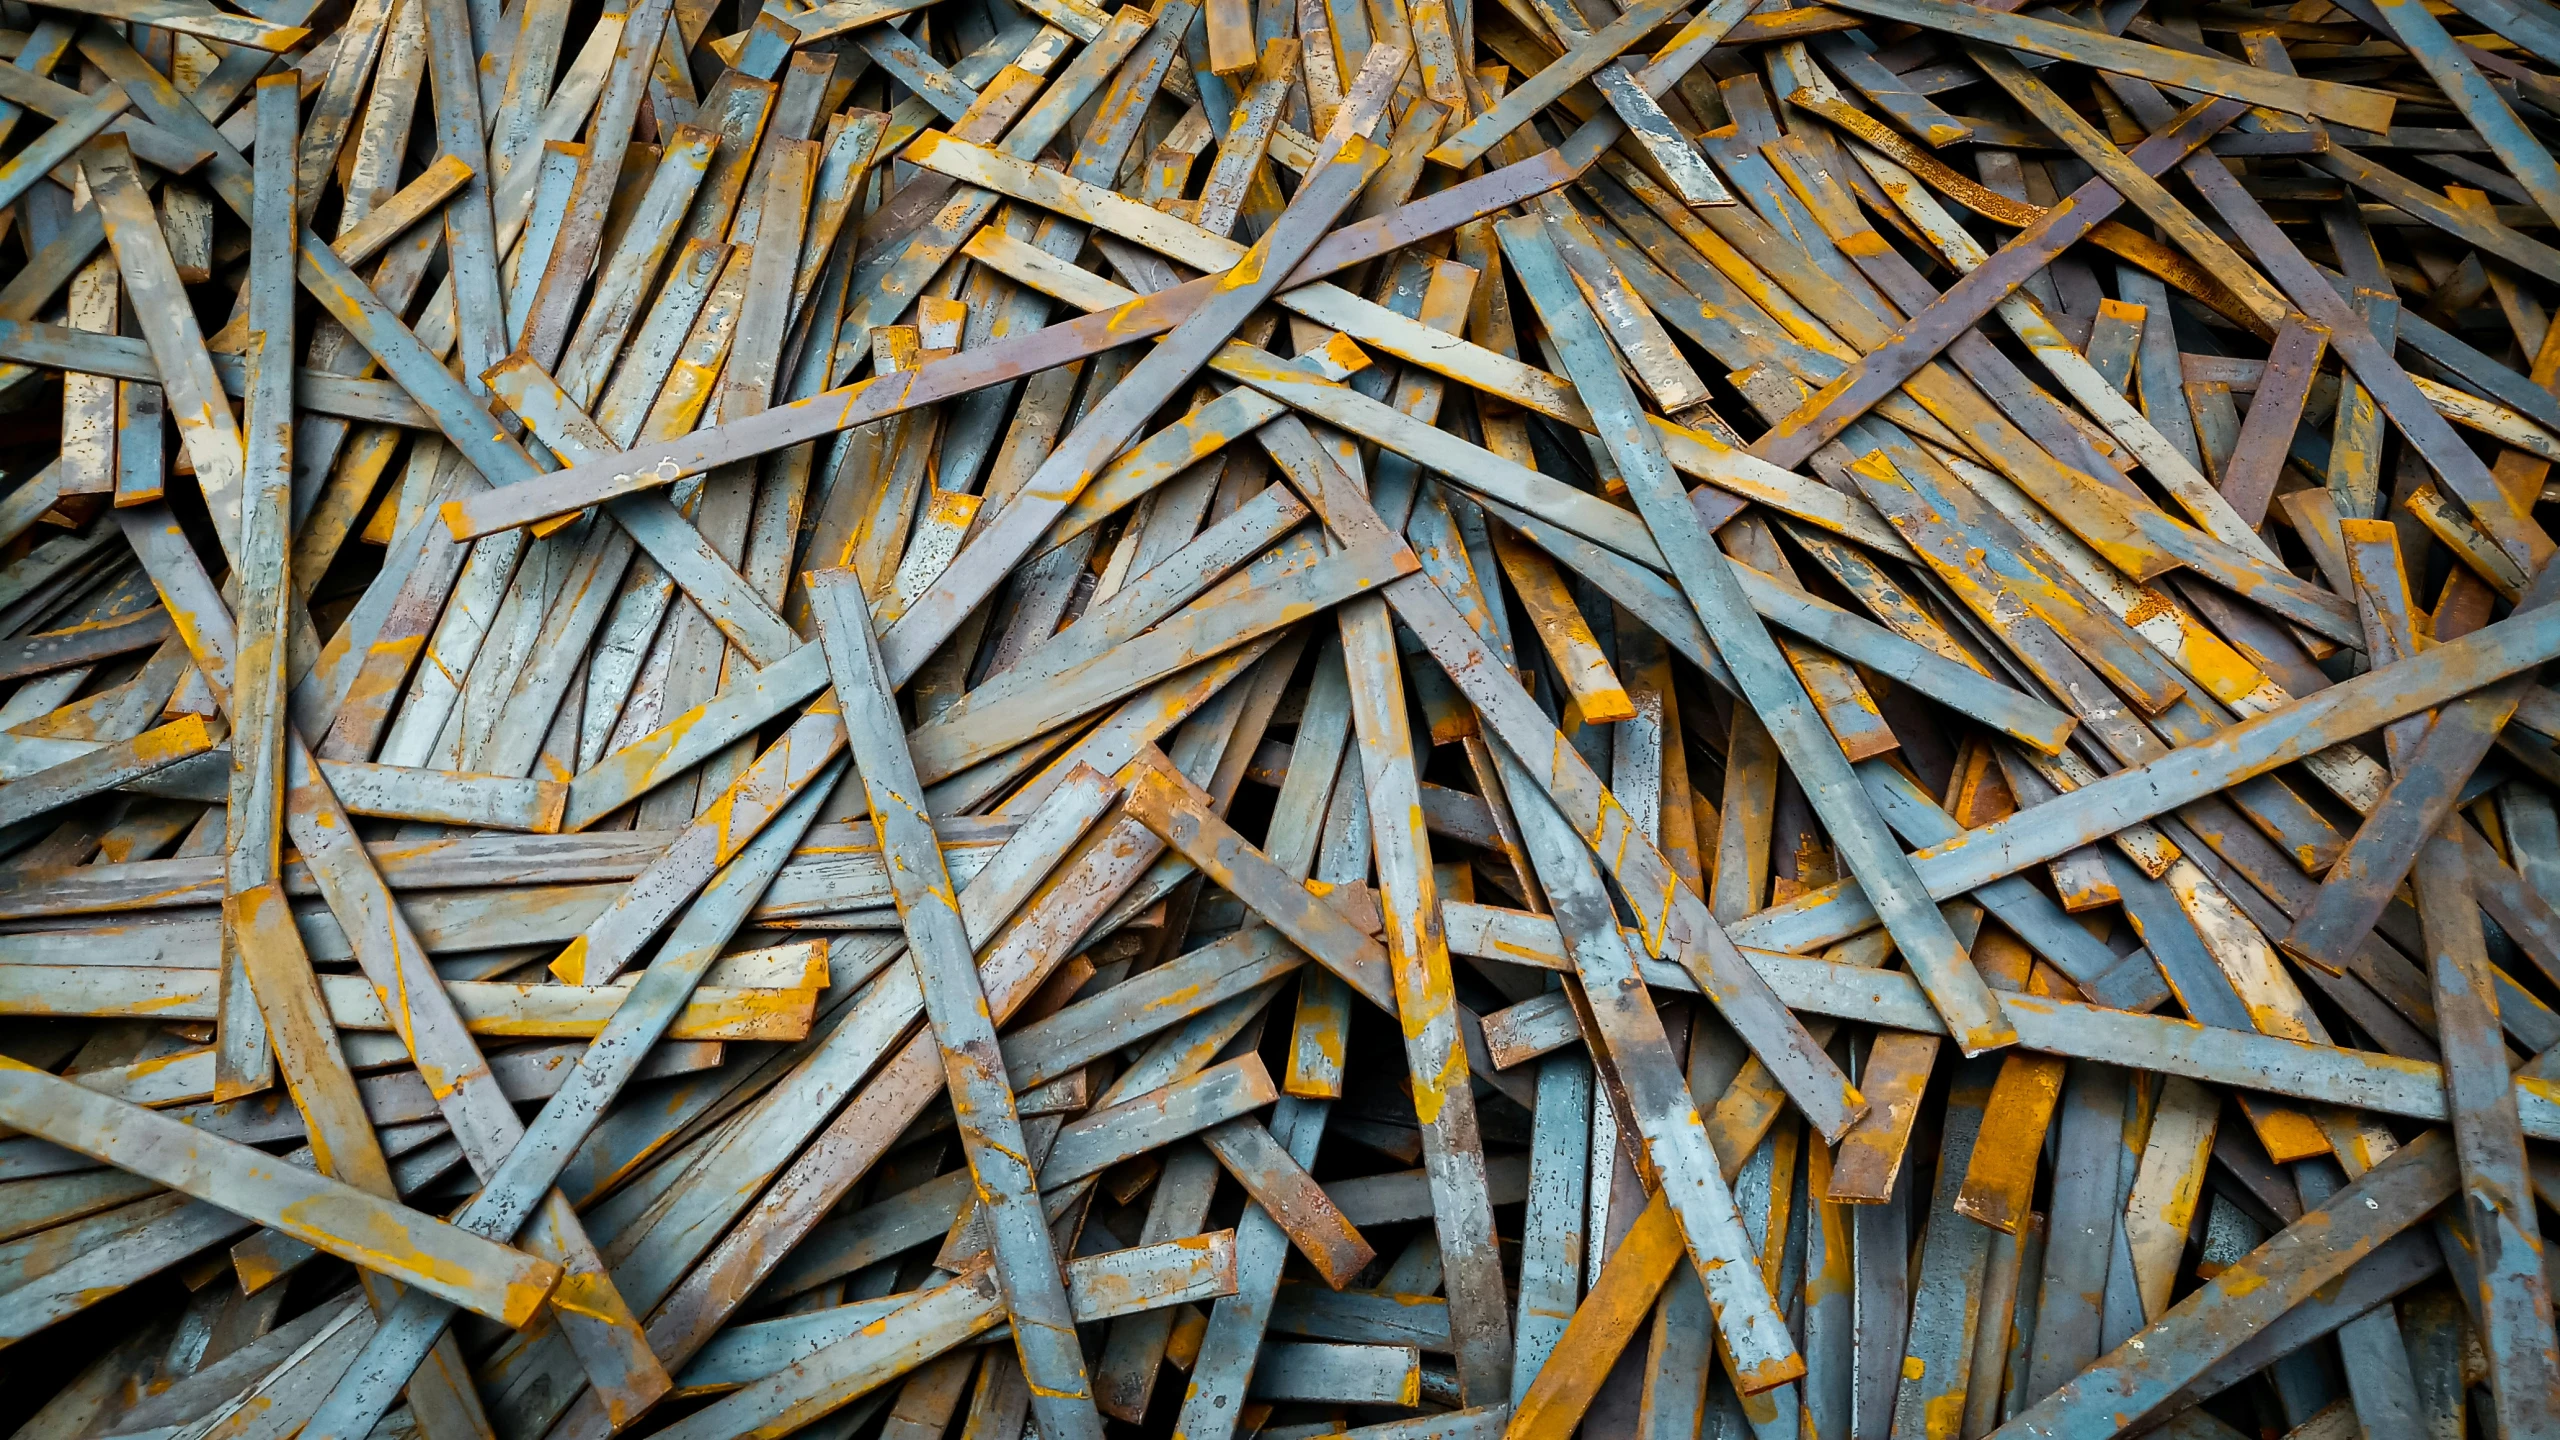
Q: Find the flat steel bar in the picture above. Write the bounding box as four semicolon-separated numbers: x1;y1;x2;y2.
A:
2281;673;2536;969
1125;762;1396;1010
0;966;815;1039
1473;493;2073;756
680;1237;1241;1392
2414;828;2560;1427
1497;212;2009;1054
1751;96;2243;470
1249;1344;1422;1404
428;144;1568;540
2365;0;2560;236
57;257;114;500
1501;746;1804;1390
2221;319;2329;527
1336;548;1513;1400
1726;596;2560;955
81;135;249;539
1273;1284;1453;1351
1002;927;1305;1092
1504;1194;1684;1440
537;771;1126;1440
1453;906;2560;1143
0;325;441;428
2107;72;2554;575
1886;1056;1998;1435
236;79;295;816
1425;0;1684;168
508;0;680;369
1034;1055;1281;1189
0;1053;557;1322
1198;1117;1375;1288
1816;0;2392;126
1997;1132;2457;1438
296;765;842;1440
1960;977;2071;1233
1510;1052;1590;1402
810;566;1103;1440
871;49;1403;683
0;71;201;202
1288;478;1859;1137
2120;1075;2219;1320
908;543;1410;781
0;715;222;828
550;701;847;984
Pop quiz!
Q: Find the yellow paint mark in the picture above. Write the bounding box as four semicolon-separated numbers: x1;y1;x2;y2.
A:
546;1272;626;1322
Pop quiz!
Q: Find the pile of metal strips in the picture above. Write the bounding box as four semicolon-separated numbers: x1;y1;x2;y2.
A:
6;0;2560;1430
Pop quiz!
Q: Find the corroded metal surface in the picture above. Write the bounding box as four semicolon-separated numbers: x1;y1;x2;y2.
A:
0;6;2556;1439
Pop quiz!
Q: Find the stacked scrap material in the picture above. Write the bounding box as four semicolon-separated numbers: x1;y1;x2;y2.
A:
8;0;2560;1431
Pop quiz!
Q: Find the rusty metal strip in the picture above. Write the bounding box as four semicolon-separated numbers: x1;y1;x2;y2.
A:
1425;0;1688;169
1004;927;1305;1094
1509;1049;1589;1401
1499;213;2011;1055
1504;1194;1683;1439
2002;1132;2455;1437
683;1236;1239;1394
0;1050;558;1322
2109;73;2555;575
809;566;1104;1440
875;49;1402;684
1818;0;2393;126
1501;749;1803;1391
1125;762;1395;1010
1454;911;2560;1144
430;143;1569;539
1194;1117;1373;1288
1752;96;2244;470
1336;554;1512;1400
551;698;846;984
508;0;681;368
547;774;1122;1440
2415;828;2560;1427
651;1233;1213;1440
81;136;248;536
1336;516;1862;1135
1960;44;2291;329
1729;593;2560;955
909;541;1409;781
0;322;440;428
303;768;831;1440
2222;320;2330;527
